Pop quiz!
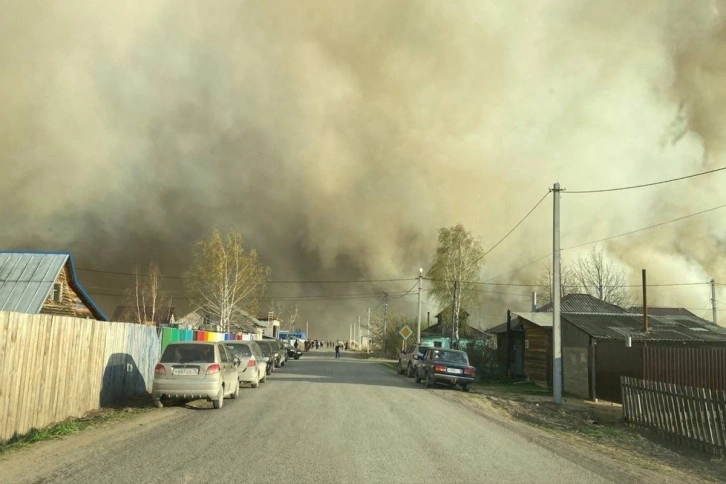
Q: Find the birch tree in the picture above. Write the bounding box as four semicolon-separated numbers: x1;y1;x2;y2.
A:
124;262;166;325
426;224;484;348
185;228;270;333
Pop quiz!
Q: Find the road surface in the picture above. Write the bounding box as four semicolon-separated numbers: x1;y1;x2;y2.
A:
0;350;675;483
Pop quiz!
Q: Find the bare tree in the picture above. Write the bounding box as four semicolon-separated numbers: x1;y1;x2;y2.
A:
536;259;578;307
537;245;630;307
426;224;485;347
185;228;270;333
573;245;630;307
125;262;166;325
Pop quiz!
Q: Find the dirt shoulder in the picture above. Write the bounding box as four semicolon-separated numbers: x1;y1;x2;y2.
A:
451;385;726;483
0;403;184;484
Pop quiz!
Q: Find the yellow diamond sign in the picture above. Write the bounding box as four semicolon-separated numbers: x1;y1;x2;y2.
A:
399;325;413;340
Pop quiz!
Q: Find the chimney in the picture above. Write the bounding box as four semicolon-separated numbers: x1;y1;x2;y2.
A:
642;269;649;333
531;291;538;312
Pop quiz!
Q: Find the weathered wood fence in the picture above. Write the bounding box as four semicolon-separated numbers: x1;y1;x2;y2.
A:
0;311;161;443
621;376;726;457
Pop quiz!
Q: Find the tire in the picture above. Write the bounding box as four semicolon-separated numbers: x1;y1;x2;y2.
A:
153;399;163;408
414;371;422;384
425;372;435;388
230;381;240;399
281;360;286;367
406;364;414;378
212;387;224;409
397;361;405;375
294;355;300;360
260;371;266;383
251;372;259;388
462;384;470;392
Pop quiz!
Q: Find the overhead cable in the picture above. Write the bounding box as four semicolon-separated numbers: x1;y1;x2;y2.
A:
566;165;726;194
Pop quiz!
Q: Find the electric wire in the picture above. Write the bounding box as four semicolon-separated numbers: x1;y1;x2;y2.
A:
565;165;726;194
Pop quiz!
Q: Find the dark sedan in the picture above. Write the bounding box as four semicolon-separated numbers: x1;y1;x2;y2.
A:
415;348;476;392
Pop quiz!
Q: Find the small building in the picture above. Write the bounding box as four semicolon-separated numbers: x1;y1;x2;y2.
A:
488;294;628;384
0;251;106;320
562;312;726;403
257;313;281;339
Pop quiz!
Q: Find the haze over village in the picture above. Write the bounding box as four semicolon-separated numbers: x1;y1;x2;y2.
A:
1;1;725;336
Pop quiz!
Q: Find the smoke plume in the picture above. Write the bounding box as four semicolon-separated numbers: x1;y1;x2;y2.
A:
1;1;725;334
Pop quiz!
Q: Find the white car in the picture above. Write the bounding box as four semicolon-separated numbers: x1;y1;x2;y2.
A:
152;341;240;409
225;341;267;387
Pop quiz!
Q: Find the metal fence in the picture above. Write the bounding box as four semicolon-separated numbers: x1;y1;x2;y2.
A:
642;345;726;393
621;376;726;457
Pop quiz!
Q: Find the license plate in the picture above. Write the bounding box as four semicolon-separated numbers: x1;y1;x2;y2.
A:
446;368;463;374
172;368;199;376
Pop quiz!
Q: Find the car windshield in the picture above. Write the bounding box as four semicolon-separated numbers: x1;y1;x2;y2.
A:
433;350;468;364
161;344;215;363
256;342;271;355
225;344;252;357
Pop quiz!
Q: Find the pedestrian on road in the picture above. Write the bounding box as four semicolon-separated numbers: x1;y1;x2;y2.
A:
335;343;341;359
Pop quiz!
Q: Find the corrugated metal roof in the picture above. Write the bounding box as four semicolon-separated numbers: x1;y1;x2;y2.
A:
514;311;554;327
537;294;629;313
563;313;726;342
0;253;68;313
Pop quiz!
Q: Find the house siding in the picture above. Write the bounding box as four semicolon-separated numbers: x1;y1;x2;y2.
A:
40;266;94;319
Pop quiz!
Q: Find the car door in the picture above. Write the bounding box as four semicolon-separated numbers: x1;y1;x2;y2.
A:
399;345;410;370
418;349;431;378
217;344;235;392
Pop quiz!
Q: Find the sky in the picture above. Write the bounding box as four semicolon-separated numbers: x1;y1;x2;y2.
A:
1;1;725;337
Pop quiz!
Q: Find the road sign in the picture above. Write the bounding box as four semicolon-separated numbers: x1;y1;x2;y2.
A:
399;325;413;340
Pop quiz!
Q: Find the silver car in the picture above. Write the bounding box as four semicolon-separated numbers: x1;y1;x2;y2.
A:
225;341;267;388
152;341;240;409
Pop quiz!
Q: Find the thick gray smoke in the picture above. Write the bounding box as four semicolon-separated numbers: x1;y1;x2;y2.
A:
1;1;725;334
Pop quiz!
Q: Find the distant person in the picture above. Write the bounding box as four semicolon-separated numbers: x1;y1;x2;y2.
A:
294;339;299;348
335;343;341;359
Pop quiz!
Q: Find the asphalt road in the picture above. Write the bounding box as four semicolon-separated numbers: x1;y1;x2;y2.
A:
1;350;666;483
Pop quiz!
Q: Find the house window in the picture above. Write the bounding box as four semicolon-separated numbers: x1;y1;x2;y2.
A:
52;283;63;302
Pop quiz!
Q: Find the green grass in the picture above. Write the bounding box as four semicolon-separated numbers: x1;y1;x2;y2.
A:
474;380;551;396
0;408;147;455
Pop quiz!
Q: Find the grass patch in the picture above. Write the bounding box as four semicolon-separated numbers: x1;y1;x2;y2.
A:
475;380;551;396
0;407;147;455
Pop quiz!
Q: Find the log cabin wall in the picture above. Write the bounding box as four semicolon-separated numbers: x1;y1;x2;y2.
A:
40;265;94;319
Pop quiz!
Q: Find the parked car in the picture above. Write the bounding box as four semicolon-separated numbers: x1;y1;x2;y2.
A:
225;341;267;388
258;339;283;368
270;339;286;367
285;342;302;360
255;340;276;374
415;348;476;392
398;343;430;377
152;341;240;408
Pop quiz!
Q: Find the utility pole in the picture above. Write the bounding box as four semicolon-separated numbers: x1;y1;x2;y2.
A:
552;182;563;405
358;315;361;348
711;279;718;326
451;280;458;349
416;268;423;344
383;292;389;355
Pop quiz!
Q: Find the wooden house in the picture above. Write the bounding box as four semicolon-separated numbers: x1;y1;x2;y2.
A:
0;251;106;320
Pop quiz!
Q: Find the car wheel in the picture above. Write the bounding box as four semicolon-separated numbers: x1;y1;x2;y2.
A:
230;381;240;399
153;398;163;408
294;355;300;359
260;371;266;383
251;372;259;388
425;372;435;388
397;361;404;375
212;387;224;409
414;371;422;384
281;360;286;367
462;384;470;392
406;364;414;378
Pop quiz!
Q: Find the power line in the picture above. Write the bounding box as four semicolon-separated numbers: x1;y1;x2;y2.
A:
477;191;551;261
76;266;416;285
563;203;726;251
566;165;726;194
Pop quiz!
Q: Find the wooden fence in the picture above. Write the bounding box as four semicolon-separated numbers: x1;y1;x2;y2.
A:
621;376;726;457
0;311;161;443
